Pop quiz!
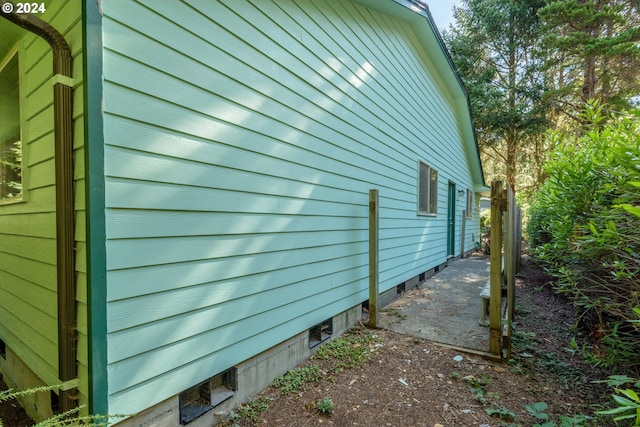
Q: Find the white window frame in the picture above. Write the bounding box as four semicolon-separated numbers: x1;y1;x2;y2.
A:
418;161;438;215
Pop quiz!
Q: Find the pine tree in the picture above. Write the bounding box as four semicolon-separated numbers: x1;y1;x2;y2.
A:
444;0;549;190
539;0;640;119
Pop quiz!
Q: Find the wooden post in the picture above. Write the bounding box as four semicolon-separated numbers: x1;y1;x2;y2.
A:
460;210;466;258
516;207;522;274
489;181;503;356
368;189;379;328
503;186;516;359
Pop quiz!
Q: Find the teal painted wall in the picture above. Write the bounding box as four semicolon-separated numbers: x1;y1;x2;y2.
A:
101;0;481;415
0;0;89;412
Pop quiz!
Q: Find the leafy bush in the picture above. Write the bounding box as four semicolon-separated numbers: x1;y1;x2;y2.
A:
528;103;640;373
272;364;323;395
596;375;640;426
315;397;336;415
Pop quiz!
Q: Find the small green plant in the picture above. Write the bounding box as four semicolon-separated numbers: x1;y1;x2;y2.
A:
525;401;555;427
485;406;516;421
272;364;323;395
467;375;491;404
595;375;640;425
558;413;594;426
315;397;336;416
230;397;270;426
314;330;382;372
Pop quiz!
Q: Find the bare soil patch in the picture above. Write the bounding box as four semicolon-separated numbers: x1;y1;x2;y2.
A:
224;257;614;427
0;378;33;426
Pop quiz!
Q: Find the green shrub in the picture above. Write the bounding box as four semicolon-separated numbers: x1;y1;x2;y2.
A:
595;375;640;425
315;397;336;415
528;102;640;373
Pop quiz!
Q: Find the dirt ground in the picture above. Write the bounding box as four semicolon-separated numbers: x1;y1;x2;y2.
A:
224;256;615;427
0;378;33;427
1;256;616;427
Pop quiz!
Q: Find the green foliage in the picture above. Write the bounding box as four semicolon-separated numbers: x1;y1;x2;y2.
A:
272;364;323;396
230;397;270;426
484;406;516;421
467;374;493;404
521;401;596;426
538;0;640;112
313;330;382;372
445;0;549;188
595;375;640;426
526;401;551;424
528;103;640;373
0;385;122;427
0;139;22;199
315;397;336;416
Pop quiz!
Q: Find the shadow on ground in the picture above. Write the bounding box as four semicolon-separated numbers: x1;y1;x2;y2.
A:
378;254;490;353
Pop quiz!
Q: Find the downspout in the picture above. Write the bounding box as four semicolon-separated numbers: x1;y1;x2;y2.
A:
0;1;77;413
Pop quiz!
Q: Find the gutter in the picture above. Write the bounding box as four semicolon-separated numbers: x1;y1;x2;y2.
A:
0;1;77;413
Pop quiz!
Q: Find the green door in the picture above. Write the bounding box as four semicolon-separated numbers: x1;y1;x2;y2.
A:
447;182;456;257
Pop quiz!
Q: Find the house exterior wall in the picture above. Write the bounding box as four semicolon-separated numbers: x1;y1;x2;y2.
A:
0;0;88;417
101;0;481;417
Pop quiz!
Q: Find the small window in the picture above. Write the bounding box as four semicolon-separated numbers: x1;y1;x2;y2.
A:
418;161;438;215
0;52;22;202
179;368;237;424
309;318;333;348
466;189;473;218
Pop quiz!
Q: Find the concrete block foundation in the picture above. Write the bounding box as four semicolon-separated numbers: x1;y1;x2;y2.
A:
114;305;362;426
0;346;54;422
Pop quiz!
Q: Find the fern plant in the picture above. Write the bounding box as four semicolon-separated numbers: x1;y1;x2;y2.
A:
1;385;123;427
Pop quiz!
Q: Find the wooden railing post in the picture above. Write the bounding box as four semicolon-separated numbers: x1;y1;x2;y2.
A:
460;210;466;258
489;181;503;355
368;189;379;328
503;186;517;358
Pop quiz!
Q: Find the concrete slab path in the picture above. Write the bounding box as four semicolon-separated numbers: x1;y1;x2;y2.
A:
378;254;491;353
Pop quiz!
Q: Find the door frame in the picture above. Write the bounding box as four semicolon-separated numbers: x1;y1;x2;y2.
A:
447;181;456;257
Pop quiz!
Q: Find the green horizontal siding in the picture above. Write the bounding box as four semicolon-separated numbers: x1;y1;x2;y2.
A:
101;0;480;416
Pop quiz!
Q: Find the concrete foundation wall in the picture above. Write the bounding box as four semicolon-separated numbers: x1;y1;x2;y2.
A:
114;305;362;427
0;346;54;422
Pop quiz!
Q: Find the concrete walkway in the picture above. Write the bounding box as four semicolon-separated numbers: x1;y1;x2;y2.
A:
378;254;491;353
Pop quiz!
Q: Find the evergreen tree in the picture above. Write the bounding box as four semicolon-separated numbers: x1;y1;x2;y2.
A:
539;0;640;120
444;0;549;190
